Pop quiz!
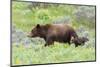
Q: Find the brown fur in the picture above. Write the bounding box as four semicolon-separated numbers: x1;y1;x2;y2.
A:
71;37;89;47
28;24;78;46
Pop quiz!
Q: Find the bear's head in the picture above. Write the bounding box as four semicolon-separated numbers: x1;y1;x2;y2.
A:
27;24;49;38
71;37;89;46
71;37;81;44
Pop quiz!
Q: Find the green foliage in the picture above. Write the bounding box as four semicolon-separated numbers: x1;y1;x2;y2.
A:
12;43;95;65
12;1;96;65
12;1;76;32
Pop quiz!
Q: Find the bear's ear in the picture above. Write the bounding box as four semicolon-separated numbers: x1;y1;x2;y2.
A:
36;24;40;28
71;37;74;41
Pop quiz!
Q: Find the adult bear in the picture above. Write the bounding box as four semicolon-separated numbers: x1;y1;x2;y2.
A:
28;24;78;46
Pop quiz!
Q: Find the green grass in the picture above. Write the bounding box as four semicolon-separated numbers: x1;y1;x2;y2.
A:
12;1;76;32
12;42;95;65
12;1;96;65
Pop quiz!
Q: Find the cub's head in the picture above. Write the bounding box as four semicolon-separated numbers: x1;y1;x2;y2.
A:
71;37;89;46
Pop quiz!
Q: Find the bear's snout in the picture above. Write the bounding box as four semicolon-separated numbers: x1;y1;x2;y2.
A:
27;32;33;37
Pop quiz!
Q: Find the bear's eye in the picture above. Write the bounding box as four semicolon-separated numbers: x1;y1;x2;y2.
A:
31;29;34;32
31;29;36;33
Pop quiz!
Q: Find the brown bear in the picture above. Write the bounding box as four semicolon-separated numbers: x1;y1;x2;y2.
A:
71;37;89;47
27;24;78;46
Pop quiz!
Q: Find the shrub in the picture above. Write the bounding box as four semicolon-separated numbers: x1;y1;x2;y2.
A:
74;6;95;28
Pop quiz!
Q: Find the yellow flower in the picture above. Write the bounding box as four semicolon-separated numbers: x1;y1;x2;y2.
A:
15;58;20;64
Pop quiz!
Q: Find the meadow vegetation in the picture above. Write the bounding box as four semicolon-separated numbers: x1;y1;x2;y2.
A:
12;1;96;65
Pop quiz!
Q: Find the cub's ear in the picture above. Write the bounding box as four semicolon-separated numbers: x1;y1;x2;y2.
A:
36;24;40;28
71;37;74;41
70;37;74;43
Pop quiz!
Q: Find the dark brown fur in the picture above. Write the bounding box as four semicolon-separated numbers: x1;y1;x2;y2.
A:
28;24;78;46
71;37;89;47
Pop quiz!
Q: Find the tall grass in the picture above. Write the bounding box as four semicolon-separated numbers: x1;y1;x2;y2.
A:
12;43;95;65
12;1;96;65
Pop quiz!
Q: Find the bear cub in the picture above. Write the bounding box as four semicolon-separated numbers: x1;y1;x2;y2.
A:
71;37;89;47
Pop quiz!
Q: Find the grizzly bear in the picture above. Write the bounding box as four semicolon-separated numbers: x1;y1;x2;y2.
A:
28;24;78;46
71;37;89;47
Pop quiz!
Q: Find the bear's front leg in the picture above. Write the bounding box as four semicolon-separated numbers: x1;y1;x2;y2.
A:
75;44;78;47
44;37;54;47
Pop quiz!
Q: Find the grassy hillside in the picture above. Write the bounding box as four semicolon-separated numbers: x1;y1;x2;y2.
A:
12;1;96;66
